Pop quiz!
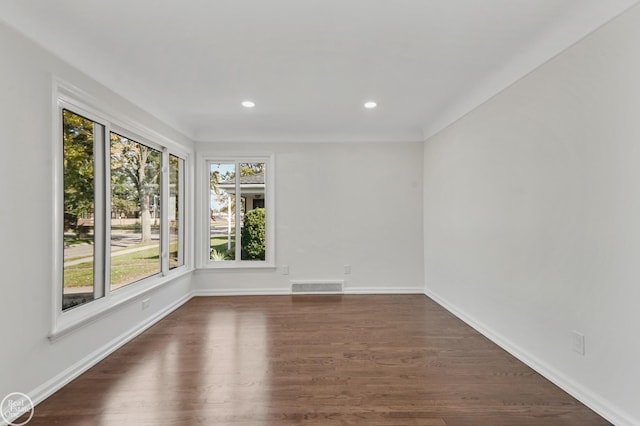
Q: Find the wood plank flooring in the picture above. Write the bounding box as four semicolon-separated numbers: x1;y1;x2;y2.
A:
27;295;610;425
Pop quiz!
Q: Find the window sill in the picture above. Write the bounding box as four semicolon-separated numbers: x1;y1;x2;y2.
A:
49;267;192;343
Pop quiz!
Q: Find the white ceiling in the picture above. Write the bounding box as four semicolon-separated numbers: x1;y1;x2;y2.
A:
1;0;638;142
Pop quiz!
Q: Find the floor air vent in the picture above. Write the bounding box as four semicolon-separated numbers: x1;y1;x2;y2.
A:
291;280;344;294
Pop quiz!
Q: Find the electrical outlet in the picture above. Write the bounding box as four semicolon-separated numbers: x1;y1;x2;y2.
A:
282;265;289;275
142;298;151;310
344;265;351;275
571;331;585;355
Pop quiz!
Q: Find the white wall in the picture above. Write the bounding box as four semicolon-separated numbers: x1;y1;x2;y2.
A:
423;5;640;425
194;141;424;294
0;21;194;407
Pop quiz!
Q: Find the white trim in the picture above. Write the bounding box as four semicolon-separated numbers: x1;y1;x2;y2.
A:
265;155;276;265
191;286;424;296
195;153;205;269
170;155;186;269
234;160;241;260
192;288;291;297
424;287;638;426
94;120;108;301
51;83;64;331
345;286;424;294
160;148;170;274
198;264;277;271
30;292;192;411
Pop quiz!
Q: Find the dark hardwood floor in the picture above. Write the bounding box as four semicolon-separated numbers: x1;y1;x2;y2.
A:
27;295;610;425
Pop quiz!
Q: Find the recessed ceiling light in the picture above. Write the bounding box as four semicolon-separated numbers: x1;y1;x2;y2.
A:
241;100;256;108
364;101;377;109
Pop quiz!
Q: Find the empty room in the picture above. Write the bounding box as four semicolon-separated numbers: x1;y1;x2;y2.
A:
1;1;640;425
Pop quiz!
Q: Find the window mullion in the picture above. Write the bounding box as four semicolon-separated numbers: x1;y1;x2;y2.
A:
161;149;169;274
177;158;185;267
235;161;242;262
93;122;107;300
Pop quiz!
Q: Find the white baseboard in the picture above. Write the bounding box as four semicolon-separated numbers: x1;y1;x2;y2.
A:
424;287;637;426
192;288;291;296
27;292;192;410
346;286;423;294
192;286;424;296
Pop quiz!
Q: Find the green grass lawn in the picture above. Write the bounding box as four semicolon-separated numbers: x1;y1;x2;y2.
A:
64;239;179;288
110;246;161;287
63;259;95;288
210;235;235;260
64;246;160;288
64;235;93;246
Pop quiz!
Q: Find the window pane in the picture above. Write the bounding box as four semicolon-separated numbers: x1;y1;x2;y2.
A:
240;162;266;261
110;133;161;289
169;155;184;269
210;163;236;261
63;110;97;310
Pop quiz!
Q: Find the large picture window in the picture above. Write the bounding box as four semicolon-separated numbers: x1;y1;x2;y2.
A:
207;156;273;266
60;104;187;313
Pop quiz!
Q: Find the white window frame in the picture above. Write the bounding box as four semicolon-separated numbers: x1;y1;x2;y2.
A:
51;79;191;340
169;154;186;270
199;154;275;269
